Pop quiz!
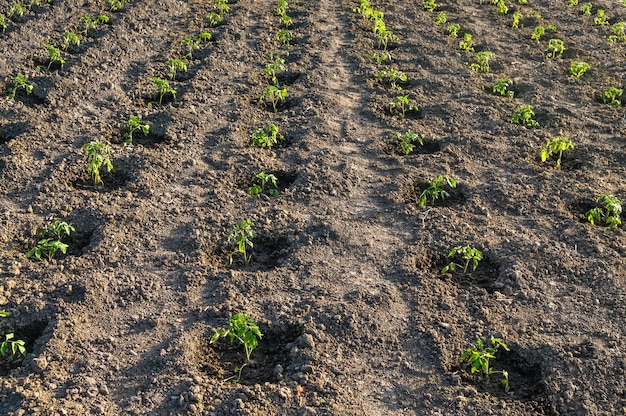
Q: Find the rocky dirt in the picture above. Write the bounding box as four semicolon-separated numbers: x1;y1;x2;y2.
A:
0;0;625;414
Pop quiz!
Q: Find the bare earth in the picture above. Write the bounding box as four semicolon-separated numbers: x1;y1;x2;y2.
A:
1;0;625;415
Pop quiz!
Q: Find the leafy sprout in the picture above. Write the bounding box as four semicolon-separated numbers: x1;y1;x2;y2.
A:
493;79;514;98
608;22;626;42
441;245;483;274
541;137;573;169
227;219;256;265
418;175;456;207
394;131;423;155
469;51;493;72
248;171;279;196
251;124;285;148
82;141;113;187
586;194;622;228
546;38;565;59
45;44;65;70
151;77;176;104
389;95;418;118
602;87;622;107
124;115;149;145
570;60;589;78
0;312;26;363
377;68;407;90
167;59;188;80
260;85;288;112
7;73;33;99
461;337;510;392
27;221;75;261
531;26;545;41
511;105;539;128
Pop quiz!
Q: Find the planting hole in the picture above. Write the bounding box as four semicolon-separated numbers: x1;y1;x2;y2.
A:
0;320;48;375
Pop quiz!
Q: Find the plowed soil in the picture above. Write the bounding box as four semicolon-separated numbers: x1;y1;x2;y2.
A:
1;0;625;415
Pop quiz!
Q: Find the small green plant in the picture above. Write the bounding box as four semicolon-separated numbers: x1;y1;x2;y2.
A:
418;175;456;207
423;0;437;12
377;69;407;90
214;0;230;15
7;73;33;99
602;87;623;106
586;194;622;228
251;124;284;148
182;32;212;59
547;24;557;31
568;0;578;6
447;23;461;38
0;14;7;32
493;79;514;98
531;25;545;41
377;29;398;50
228;219;256;265
369;51;392;65
569;60;589;78
151;77;176;104
80;14;109;36
441;245;483;274
276;29;293;46
389;95;418;118
541;136;573;169
580;2;592;16
0;312;26;364
123;115;149;145
594;9;608;25
435;11;447;25
608;22;626;42
469;51;493;72
460;337;510;392
210;313;263;382
546;38;565;59
248;172;279;196
45;44;65;70
61;32;81;51
167;59;187;80
109;0;130;11
511;10;523;28
511;105;539;128
496;0;508;15
276;0;288;16
206;11;223;26
7;3;25;19
82;141;113;187
26;221;75;261
459;33;475;51
260;85;288;112
264;52;287;85
281;14;293;28
394;131;423;155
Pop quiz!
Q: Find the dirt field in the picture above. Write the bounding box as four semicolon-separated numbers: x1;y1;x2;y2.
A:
1;0;625;414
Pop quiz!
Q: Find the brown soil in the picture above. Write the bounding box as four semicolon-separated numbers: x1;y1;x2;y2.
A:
1;0;625;415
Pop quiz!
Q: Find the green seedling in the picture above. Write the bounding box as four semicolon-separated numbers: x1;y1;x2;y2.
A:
372;17;387;34
496;0;508;15
459;33;475;51
547;24;557;31
369;51;392;65
531;26;545;41
276;0;288;16
517;0;527;4
7;3;25;18
210;313;263;382
45;44;65;70
0;313;26;363
602;87;623;107
276;29;293;46
260;85;288;112
594;9;608;26
541;136;573;169
441;245;482;274
40;221;75;240
493;79;514;98
227;219;256;265
281;14;293;28
586;194;622;228
167;59;187;80
447;23;461;38
124;115;149;145
435;11;447;25
7;73;33;99
206;11;223;26
568;0;578;6
389;95;418;118
214;0;229;15
418;175;457;207
394;131;423;155
511;105;539;128
251;124;284;148
546;38;564;59
27;221;75;261
61;32;81;51
0;14;7;32
580;3;592;16
570;60;589;78
82;141;113;187
80;14;109;36
511;11;522;28
377;29;398;50
469;51;493;72
423;0;437;12
461;337;510;392
264;52;287;85
248;171;279;196
109;0;130;11
182;32;212;58
608;22;626;42
377;69;407;90
151;77;176;104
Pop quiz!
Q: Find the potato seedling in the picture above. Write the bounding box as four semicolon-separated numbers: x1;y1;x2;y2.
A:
531;26;545;41
210;313;263;382
441;245;482;274
370;51;392;65
493;79;514;98
568;0;578;6
27;220;75;261
260;86;288;112
206;11;223;27
7;73;33;99
109;0;130;11
541;136;573;169
496;0;508;15
182;33;211;59
423;0;437;12
377;29;398;51
586;194;622;228
394;131;423;155
511;105;539;128
251;124;284;148
593;9;608;26
389;95;418;118
151;77;176;104
248;171;279;196
570;60;589;78
602;87;623;107
0;14;7;32
264;52;287;85
167;59;187;80
61;32;81;51
447;23;461;38
469;51;493;72
580;3;592;16
459;33;475;52
377;69;407;90
80;14;109;37
82;141;113;187
124;115;149;145
0;312;26;363
214;0;230;15
418;175;457;207
281;14;293;28
228;219;256;265
546;38;564;59
511;11;522;28
435;11;447;25
7;3;24;19
461;337;510;392
608;22;625;42
276;29;293;46
276;0;288;16
46;44;65;70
